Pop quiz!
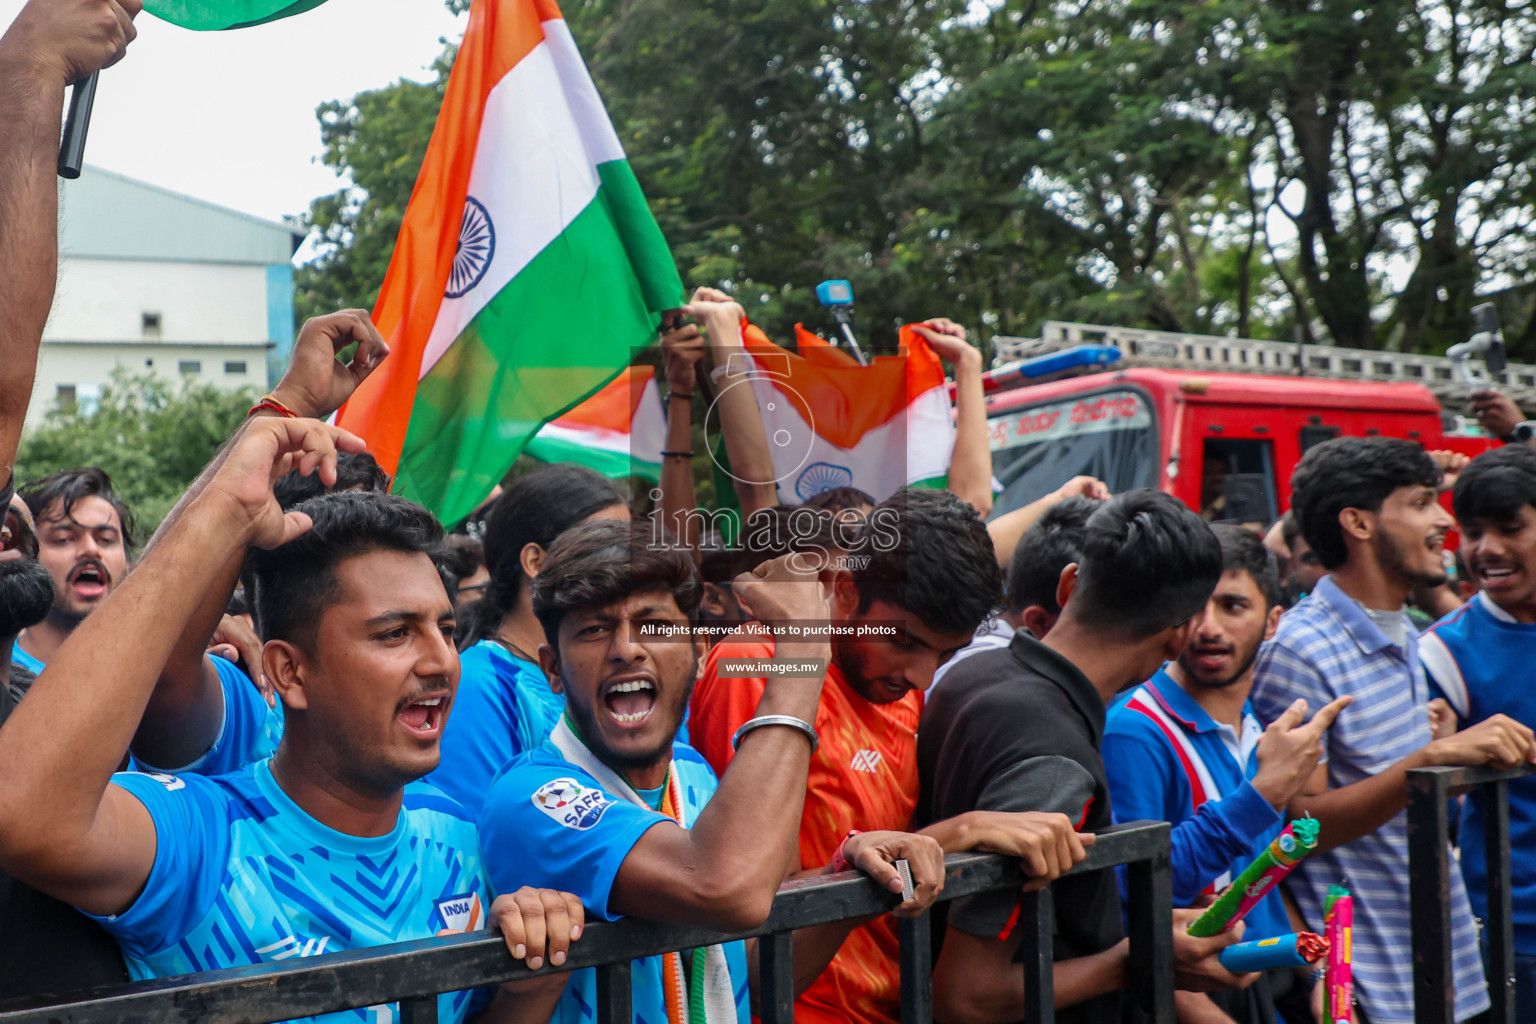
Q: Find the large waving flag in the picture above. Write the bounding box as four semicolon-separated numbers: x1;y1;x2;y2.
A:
336;0;683;522
144;0;331;30
524;366;665;482
736;323;955;503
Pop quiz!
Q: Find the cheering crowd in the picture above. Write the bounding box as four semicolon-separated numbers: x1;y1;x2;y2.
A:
6;3;1536;1024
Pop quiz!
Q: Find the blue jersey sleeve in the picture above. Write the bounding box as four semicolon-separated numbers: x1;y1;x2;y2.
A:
1105;715;1281;906
432;645;562;820
88;771;232;959
133;655;283;776
477;756;669;921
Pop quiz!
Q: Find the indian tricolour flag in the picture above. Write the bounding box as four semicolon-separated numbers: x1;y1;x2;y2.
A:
336;0;683;522
524;366;665;482
736;322;955;503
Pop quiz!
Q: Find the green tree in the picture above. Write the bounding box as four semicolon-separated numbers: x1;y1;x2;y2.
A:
15;372;257;538
296;0;1536;358
294;51;453;323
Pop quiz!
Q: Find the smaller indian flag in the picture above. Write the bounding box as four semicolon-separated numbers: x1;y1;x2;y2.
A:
524;366;666;482
734;322;954;503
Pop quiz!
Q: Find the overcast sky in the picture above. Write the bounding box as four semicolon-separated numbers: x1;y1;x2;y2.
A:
0;0;466;252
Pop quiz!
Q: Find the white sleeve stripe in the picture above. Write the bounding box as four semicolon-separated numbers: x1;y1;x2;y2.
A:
1418;632;1469;718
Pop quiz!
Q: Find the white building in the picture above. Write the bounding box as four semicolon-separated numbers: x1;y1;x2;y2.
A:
28;166;303;425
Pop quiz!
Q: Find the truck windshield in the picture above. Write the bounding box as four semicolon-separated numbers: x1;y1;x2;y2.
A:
987;388;1157;519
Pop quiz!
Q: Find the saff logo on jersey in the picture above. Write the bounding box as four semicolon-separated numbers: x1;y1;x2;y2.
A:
532;777;613;830
435;892;483;933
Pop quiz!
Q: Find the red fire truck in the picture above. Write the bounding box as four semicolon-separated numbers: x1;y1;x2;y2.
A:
981;323;1535;523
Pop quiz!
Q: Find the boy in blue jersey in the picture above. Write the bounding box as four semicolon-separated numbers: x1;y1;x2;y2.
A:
479;518;951;1024
431;464;630;819
0;416;586;1024
1420;444;1536;1022
1106;525;1349;1024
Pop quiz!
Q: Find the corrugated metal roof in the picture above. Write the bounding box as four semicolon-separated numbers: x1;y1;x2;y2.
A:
58;166;306;265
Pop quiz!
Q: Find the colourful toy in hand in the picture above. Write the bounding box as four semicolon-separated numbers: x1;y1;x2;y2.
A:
1324;886;1354;1023
1187;818;1320;937
1218;932;1329;972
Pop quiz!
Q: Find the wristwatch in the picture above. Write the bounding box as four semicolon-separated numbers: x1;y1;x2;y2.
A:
1501;421;1536;444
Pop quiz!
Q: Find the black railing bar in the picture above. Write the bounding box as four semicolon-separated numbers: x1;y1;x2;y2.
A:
596;961;632;1024
0;824;1171;1024
1405;764;1536;796
757;930;795;1024
1483;779;1515;1024
1407;769;1456;1024
897;913;932;1024
1124;842;1176;1023
1020;887;1055;1024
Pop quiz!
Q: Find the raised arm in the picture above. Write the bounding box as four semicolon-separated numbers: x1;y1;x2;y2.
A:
987;476;1110;567
0;0;140;479
656;315;705;556
689;289;781;517
0;418;364;915
911;319;992;517
132;312;388;770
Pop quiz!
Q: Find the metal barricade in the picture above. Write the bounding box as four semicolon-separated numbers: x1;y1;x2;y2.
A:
1407;763;1536;1024
0;821;1173;1024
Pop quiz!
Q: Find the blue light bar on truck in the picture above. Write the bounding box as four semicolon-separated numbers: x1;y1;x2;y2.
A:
980;343;1121;392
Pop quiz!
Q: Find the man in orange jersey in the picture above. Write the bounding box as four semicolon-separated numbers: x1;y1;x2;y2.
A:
690;488;1093;1024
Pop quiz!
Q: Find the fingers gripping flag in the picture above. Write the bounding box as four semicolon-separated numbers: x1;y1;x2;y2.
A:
737;321;955;504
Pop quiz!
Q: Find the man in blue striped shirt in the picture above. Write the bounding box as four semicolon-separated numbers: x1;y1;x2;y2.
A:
1252;437;1536;1023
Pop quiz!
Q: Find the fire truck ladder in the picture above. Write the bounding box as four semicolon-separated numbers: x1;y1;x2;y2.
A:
990;322;1536;411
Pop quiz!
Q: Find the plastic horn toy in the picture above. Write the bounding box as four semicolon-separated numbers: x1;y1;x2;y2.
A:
1188;818;1320;936
1324;886;1354;1023
1218;932;1328;972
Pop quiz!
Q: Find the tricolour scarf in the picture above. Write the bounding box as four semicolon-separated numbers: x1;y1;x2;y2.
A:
550;716;737;1024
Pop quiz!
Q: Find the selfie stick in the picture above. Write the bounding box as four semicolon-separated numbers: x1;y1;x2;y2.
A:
59;72;100;180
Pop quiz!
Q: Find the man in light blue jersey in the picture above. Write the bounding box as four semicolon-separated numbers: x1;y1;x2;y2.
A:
1420;444;1536;1021
0;416;584;1024
480;519;956;1024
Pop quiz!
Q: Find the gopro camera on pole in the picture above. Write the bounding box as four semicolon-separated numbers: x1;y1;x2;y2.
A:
815;279;869;365
1447;303;1507;394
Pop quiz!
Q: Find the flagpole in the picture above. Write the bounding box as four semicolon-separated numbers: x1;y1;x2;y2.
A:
58;72;99;180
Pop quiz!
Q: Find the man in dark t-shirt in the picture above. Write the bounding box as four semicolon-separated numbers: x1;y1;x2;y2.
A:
0;0;145;1004
918;490;1254;1024
0;491;128;1005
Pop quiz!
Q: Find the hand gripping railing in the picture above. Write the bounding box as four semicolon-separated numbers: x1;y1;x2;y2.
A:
0;821;1173;1024
1407;764;1536;1024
